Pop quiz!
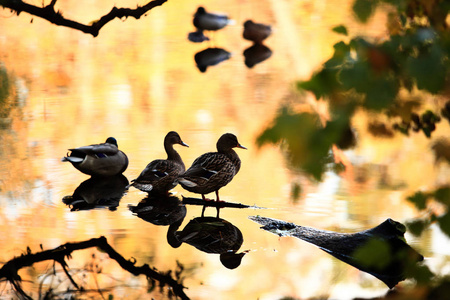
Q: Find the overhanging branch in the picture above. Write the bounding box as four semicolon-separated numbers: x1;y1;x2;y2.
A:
0;0;168;37
0;236;189;299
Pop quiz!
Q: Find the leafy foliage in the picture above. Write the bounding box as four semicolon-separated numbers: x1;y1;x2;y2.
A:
406;186;450;237
257;107;355;181
258;0;449;180
258;0;449;292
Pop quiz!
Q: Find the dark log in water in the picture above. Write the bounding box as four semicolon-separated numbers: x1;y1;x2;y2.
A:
249;216;424;288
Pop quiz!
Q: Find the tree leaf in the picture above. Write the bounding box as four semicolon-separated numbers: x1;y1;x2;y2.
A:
406;191;429;210
352;0;378;23
332;25;348;36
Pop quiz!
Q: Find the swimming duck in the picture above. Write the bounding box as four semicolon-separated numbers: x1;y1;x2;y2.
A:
178;133;246;202
129;131;188;194
62;137;128;177
243;20;272;44
193;6;233;32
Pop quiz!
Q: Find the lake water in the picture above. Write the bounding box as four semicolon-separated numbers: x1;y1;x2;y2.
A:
0;0;449;299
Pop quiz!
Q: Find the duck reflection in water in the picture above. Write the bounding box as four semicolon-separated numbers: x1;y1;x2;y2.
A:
62;174;128;211
168;216;249;269
243;44;272;68
129;193;187;228
188;30;210;43
242;20;272;68
194;48;231;72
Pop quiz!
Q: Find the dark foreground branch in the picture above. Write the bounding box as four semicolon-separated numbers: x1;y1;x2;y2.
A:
0;236;189;299
0;0;168;37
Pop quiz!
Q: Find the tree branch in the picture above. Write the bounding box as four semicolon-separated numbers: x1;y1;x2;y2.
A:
0;236;190;299
0;0;168;37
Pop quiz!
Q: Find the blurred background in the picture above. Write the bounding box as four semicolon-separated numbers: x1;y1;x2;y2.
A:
0;0;449;299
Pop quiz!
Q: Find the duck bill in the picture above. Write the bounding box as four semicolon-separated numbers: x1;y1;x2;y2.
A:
180;141;189;147
237;144;247;149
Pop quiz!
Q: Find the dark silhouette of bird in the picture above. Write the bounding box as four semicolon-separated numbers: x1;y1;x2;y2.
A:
243;20;272;44
129;131;188;194
193;6;233;32
178;133;246;203
62;137;128;177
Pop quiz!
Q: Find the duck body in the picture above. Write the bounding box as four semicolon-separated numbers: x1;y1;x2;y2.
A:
62;137;128;177
243;20;272;44
179;133;246;200
130;131;188;194
193;7;232;31
194;47;231;73
169;216;248;269
175;217;243;254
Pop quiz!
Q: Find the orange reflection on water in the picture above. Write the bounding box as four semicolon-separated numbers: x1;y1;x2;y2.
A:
1;0;445;299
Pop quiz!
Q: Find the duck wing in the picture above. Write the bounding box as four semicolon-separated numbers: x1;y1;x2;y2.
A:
131;159;184;192
184;152;234;180
70;143;119;156
137;159;179;181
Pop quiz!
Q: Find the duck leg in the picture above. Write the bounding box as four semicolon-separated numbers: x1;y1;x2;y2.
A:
201;194;207;217
215;190;225;202
216;206;221;218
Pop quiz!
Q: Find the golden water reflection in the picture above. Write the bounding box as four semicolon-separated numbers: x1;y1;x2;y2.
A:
0;0;449;299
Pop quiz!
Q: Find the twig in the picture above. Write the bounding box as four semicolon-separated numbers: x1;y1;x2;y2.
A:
0;236;190;299
0;0;168;37
182;196;264;209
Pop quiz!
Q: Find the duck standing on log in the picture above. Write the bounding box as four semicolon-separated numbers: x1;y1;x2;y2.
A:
179;133;246;203
62;137;128;177
129;131;188;194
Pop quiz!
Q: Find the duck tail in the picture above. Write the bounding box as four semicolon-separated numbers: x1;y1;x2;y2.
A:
61;156;83;163
178;178;198;187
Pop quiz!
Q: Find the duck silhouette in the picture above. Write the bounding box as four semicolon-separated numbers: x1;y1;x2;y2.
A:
62;137;128;177
194;48;231;72
193;7;233;32
62;174;128;211
129;131;188;194
168;216;248;269
243;20;272;44
243;43;272;68
179;133;246;203
129;193;187;227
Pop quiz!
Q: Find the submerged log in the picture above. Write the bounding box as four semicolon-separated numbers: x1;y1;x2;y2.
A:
249;216;424;288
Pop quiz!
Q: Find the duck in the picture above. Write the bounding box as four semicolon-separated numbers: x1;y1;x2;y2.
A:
62;174;129;211
62;137;128;177
129;131;188;194
243;20;272;44
178;133;246;202
194;47;232;73
193;6;233;32
188;30;210;43
167;216;248;269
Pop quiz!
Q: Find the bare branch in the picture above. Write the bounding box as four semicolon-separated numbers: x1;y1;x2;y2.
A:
0;0;168;37
0;236;190;299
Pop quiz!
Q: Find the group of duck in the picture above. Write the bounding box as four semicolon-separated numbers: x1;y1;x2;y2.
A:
189;6;272;44
62;132;246;202
188;6;273;70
